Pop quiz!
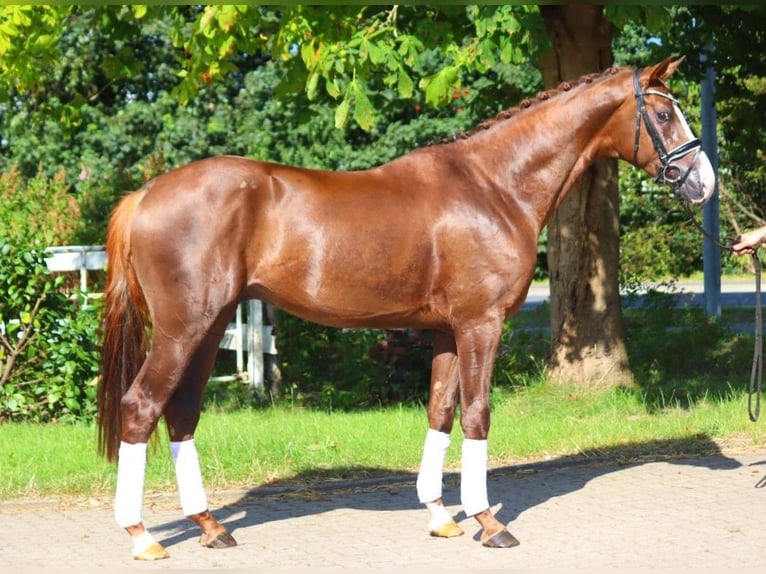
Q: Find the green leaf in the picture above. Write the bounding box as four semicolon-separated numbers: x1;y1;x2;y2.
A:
306;71;319;100
334;92;351;129
397;34;423;65
217;5;239;32
368;42;386;65
326;78;341;99
512;45;524;65
199;7;217;33
0;21;19;39
420;65;460;108
218;35;236;59
35;34;56;50
353;81;375;131
202;23;217;40
11;6;31;28
397;68;413;99
301;41;318;68
475;39;496;72
500;38;512;64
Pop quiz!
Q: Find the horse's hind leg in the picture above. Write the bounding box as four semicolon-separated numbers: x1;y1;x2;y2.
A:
115;304;235;560
417;331;463;538
162;314;237;550
114;339;177;560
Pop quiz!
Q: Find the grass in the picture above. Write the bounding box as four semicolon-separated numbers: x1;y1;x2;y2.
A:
1;382;764;501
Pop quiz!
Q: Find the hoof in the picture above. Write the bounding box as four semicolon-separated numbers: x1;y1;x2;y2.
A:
429;519;464;538
133;542;170;561
200;531;238;549
482;528;520;549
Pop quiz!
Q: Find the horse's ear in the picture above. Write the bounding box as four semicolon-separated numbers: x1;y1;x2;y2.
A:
643;56;685;88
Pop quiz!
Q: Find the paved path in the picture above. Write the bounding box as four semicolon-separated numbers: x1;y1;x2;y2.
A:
4;447;766;570
523;277;760;310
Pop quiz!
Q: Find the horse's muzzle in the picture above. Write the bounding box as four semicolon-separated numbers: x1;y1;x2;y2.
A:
675;149;716;206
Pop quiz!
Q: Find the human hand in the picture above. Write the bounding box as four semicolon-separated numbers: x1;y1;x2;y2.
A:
731;226;766;255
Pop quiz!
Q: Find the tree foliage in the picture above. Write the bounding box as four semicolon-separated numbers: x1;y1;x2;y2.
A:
1;5;765;413
0;6;546;129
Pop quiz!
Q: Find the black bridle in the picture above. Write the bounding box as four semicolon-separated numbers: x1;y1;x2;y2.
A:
632;68;703;189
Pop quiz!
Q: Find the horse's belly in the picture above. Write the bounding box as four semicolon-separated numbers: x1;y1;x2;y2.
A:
250;263;437;329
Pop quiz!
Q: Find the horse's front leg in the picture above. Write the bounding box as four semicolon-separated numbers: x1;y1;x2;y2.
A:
456;320;520;549
416;331;464;538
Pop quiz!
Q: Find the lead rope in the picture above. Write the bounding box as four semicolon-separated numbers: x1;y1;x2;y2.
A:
680;201;762;421
748;252;762;422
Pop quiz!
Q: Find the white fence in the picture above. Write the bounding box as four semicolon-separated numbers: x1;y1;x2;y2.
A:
44;245;275;391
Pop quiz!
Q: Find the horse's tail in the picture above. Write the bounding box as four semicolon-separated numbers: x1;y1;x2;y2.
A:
97;189;149;462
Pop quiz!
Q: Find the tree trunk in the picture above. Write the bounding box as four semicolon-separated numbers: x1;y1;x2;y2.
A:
538;5;634;389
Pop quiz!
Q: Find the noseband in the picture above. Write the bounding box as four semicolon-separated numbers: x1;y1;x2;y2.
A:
632;68;702;188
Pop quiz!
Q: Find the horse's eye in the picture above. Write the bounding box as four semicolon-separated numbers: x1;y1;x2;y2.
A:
656;110;671;123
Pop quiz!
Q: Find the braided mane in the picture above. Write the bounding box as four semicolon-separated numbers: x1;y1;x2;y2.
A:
438;65;626;145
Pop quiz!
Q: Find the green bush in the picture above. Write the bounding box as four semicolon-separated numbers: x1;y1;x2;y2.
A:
0;243;100;422
274;312;433;409
0;167;80;246
618;166;704;282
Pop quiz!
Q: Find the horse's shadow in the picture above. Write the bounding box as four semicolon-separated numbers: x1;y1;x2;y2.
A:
152;435;755;548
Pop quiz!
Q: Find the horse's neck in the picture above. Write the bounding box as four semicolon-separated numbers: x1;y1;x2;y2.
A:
457;82;623;229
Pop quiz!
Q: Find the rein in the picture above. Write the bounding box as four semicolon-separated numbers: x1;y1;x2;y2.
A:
749;253;762;422
680;201;763;422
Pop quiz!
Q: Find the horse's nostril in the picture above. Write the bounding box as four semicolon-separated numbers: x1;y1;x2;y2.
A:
664;166;681;182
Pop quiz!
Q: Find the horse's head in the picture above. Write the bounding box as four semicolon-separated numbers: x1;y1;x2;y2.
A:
628;57;715;206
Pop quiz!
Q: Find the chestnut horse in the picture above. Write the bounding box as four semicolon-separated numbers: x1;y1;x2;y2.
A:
97;57;715;559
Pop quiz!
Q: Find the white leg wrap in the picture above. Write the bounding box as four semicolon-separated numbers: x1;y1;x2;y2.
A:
114;441;147;528
170;439;209;516
131;530;158;557
425;501;455;531
416;429;451;504
461;438;489;517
